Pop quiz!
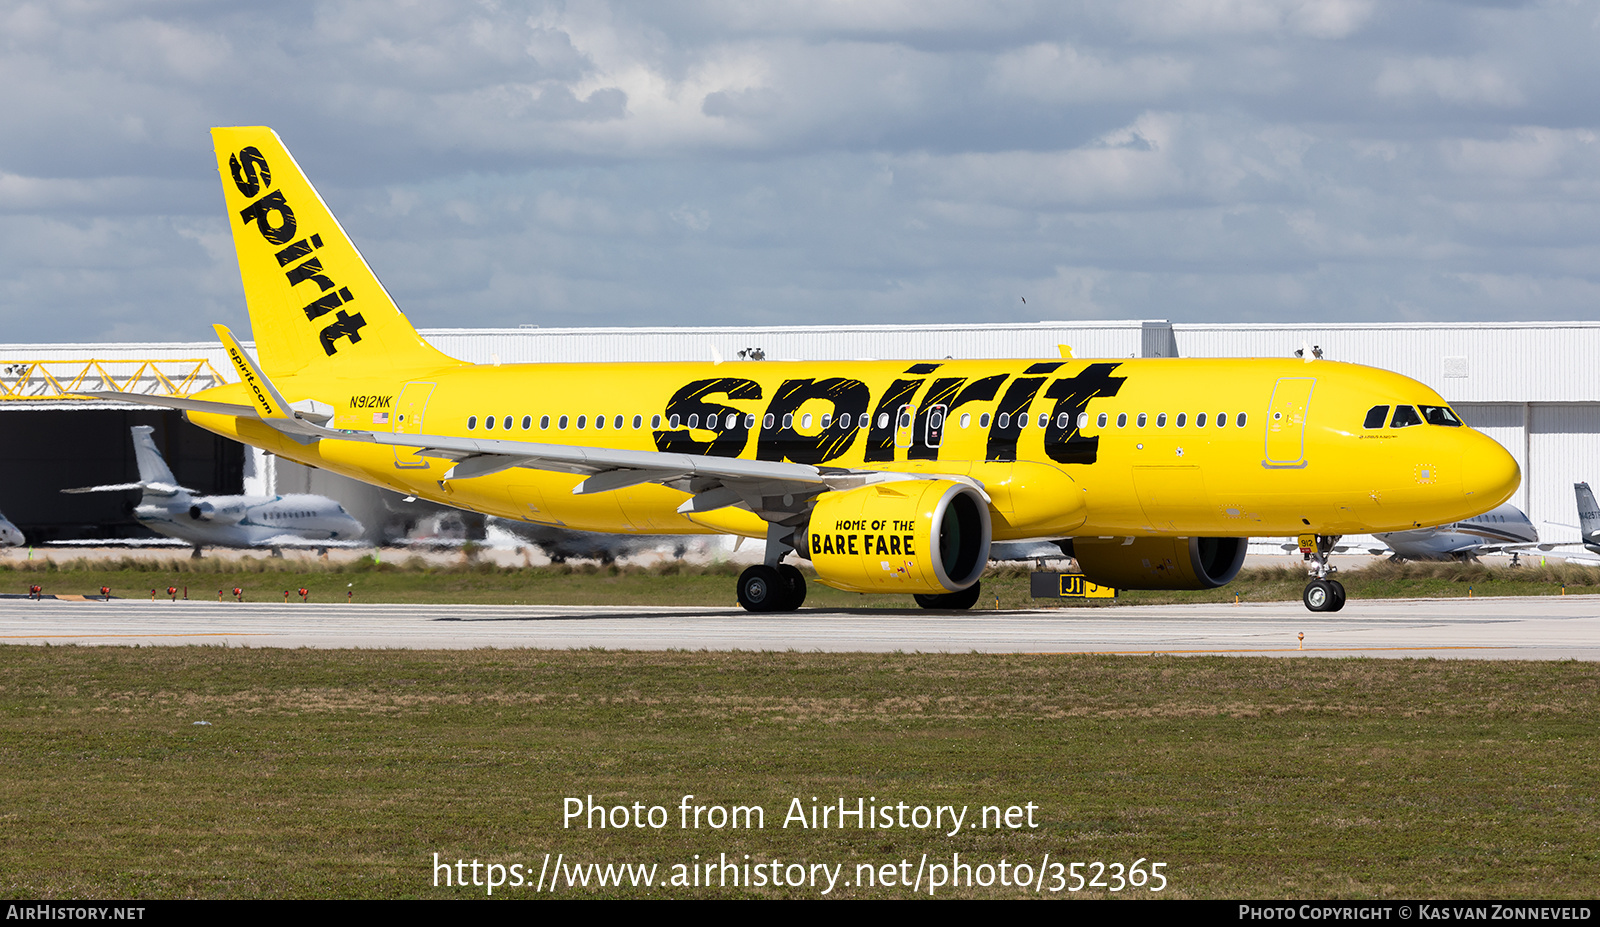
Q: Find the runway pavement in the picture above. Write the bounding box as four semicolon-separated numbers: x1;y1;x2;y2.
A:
2;594;1598;658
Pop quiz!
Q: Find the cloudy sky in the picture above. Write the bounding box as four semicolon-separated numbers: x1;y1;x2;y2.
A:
2;0;1597;343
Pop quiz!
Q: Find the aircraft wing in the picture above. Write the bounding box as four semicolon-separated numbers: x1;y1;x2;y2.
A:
87;327;986;530
361;430;985;523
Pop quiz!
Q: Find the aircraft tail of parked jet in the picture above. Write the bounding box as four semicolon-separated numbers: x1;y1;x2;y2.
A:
130;425;182;494
212;127;459;380
1575;482;1600;554
62;425;195;501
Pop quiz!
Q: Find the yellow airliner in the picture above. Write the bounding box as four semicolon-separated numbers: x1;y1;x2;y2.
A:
89;127;1520;613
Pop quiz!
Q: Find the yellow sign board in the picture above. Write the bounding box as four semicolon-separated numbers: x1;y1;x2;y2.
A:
1031;572;1118;599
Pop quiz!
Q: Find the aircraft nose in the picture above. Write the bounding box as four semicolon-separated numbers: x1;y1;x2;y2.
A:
1460;430;1520;509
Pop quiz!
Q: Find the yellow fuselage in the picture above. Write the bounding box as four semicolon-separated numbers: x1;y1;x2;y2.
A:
186;354;1520;541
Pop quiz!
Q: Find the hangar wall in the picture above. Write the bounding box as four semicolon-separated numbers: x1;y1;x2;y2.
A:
0;409;244;542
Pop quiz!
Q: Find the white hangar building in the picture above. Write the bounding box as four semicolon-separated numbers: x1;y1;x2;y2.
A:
1;319;1594;548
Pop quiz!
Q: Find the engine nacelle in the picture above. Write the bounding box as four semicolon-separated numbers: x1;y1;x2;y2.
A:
188;501;247;525
1070;536;1247;590
801;480;991;594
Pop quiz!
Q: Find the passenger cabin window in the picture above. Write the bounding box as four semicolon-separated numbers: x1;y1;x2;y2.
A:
1420;405;1462;427
522;415;532;430
1196;413;1207;427
1391;405;1422;428
467;416;478;430
1176;413;1187;427
1364;406;1390;429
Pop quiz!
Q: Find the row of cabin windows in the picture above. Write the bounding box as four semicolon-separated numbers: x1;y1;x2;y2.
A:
1363;405;1462;429
464;409;1249;433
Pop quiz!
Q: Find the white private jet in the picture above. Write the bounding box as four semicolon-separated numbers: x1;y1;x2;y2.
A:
1373;502;1542;561
0;511;23;547
1276;502;1548;563
62;425;365;554
1567;482;1600;557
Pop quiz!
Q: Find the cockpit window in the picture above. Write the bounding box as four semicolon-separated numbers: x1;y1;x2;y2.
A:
1419;405;1462;427
1364;405;1389;429
1390;405;1422;428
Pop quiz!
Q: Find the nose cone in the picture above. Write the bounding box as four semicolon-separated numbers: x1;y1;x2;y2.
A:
1460;430;1520;511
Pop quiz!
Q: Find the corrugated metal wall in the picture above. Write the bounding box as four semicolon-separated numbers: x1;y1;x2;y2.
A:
417;322;1150;365
1171;323;1600;404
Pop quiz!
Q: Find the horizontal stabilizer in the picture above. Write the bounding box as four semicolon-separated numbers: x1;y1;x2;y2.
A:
61;481;196;496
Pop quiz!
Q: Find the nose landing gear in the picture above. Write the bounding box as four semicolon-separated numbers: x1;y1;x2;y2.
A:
1300;534;1347;612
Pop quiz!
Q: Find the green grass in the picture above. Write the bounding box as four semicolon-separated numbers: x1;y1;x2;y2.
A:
5;556;1600;608
0;649;1594;899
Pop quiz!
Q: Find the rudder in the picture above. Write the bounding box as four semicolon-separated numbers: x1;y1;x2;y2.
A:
211;127;459;378
1576;482;1600;551
129;425;179;488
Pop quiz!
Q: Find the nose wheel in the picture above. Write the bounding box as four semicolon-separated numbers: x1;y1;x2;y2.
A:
1300;533;1347;612
1302;578;1346;612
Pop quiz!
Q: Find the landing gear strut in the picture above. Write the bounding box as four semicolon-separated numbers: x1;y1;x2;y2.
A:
1301;534;1346;612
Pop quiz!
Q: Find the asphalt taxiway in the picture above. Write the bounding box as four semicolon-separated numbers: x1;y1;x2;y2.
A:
1;595;1598;658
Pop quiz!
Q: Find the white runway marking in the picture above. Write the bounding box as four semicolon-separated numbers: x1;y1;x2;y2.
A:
2;595;1598;658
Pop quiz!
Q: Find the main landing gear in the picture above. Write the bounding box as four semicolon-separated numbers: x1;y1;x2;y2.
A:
1301;534;1346;612
737;563;807;612
737;523;807;612
914;581;982;610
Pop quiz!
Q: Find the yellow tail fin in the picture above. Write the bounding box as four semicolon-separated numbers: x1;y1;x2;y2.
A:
211;126;460;378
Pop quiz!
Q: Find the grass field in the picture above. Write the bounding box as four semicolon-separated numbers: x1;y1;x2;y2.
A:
0;648;1594;899
3;557;1595;898
6;555;1600;608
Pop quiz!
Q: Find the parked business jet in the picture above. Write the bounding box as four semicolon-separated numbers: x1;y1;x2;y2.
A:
0;511;23;547
62;425;364;554
1572;483;1600;556
1372;503;1542;562
78;127;1520;612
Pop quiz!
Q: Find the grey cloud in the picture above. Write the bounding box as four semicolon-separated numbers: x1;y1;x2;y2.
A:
2;0;1599;343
